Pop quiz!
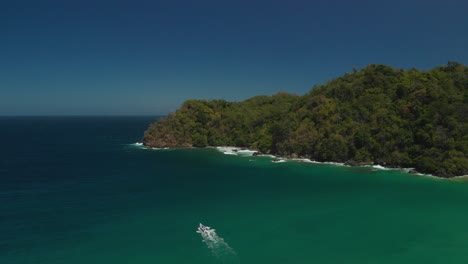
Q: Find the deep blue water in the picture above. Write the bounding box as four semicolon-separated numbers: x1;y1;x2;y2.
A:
0;117;158;263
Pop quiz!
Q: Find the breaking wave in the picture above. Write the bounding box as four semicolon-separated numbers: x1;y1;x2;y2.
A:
272;159;286;163
215;146;256;157
128;142;171;150
128;142;145;149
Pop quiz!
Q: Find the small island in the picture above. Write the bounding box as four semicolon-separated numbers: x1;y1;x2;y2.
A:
143;63;468;178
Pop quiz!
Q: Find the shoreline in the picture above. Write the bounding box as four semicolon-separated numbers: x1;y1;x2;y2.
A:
452;174;468;180
208;146;441;179
133;143;456;179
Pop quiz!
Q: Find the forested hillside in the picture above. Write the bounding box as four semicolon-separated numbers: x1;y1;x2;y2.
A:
144;63;468;177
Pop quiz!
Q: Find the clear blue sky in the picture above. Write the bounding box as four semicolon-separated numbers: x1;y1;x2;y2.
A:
2;0;467;115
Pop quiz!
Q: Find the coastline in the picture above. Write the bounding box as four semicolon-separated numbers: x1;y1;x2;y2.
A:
209;146;440;179
451;174;468;181
133;143;451;179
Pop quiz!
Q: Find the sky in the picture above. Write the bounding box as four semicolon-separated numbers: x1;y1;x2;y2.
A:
1;0;468;115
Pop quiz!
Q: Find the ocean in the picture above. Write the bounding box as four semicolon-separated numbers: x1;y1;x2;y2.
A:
1;116;468;264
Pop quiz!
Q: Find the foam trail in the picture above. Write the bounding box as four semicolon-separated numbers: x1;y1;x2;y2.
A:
197;223;239;263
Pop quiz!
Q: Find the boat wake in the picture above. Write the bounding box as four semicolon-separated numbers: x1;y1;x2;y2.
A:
197;223;239;263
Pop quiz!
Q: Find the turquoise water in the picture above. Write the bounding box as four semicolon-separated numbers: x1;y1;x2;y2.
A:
2;117;468;264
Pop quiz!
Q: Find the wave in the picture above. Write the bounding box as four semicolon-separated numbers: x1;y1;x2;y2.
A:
259;154;276;158
128;142;172;151
291;158;315;163
136;144;441;179
368;165;391;170
237;150;257;156
290;158;345;166
215;146;256;157
213;147;349;167
272;159;286;163
128;142;146;149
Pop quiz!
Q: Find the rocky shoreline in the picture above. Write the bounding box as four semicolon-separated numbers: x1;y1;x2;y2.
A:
217;145;429;176
141;142;438;178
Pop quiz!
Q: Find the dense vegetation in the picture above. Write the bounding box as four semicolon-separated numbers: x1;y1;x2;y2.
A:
144;63;468;177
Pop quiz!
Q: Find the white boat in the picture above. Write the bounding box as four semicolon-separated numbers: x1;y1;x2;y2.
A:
197;223;215;237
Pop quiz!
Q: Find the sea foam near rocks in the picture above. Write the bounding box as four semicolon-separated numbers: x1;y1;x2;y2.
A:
215;147;256;156
272;159;286;163
128;142;146;149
